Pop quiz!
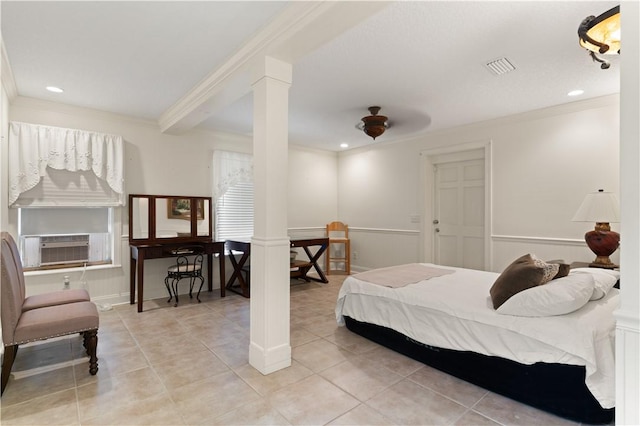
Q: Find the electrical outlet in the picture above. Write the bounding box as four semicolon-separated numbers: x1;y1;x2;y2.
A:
353;251;358;260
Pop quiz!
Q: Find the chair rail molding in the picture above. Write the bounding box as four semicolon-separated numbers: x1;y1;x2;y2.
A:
350;227;420;236
289;227;420;236
491;234;585;246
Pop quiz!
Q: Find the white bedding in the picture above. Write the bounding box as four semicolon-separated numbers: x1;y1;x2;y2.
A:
335;263;617;408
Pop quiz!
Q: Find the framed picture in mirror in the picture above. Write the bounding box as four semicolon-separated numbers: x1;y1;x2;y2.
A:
167;198;204;220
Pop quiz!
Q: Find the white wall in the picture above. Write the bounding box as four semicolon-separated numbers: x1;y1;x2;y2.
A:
288;144;338;230
6;97;337;304
339;95;620;272
337;141;423;269
0;83;8;232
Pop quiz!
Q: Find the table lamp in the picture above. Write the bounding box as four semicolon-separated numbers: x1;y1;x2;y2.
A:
571;189;620;268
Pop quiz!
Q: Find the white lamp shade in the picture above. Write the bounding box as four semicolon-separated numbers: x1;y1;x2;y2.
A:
572;190;620;223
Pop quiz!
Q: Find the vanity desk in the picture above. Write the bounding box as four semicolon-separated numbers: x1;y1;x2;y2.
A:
128;194;225;312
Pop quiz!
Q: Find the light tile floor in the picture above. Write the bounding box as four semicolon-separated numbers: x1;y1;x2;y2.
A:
1;275;587;425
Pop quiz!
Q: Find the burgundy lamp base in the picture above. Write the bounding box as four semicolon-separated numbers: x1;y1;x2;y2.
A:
585;222;620;269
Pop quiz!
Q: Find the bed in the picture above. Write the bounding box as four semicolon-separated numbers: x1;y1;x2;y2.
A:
335;261;618;424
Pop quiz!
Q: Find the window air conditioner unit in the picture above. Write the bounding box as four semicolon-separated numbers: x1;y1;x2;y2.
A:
39;234;90;266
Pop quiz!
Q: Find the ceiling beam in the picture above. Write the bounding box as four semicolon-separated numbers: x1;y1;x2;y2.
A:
158;1;390;135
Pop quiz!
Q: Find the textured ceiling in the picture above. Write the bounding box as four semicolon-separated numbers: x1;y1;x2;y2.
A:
2;1;620;151
1;1;288;118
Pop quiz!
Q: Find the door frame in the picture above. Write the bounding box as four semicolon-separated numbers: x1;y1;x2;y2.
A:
419;140;492;270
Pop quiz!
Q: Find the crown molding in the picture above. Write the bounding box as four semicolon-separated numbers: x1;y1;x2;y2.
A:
1;40;18;101
11;96;158;128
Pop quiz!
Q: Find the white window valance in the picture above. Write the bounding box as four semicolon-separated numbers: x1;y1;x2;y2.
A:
8;121;125;206
212;150;253;201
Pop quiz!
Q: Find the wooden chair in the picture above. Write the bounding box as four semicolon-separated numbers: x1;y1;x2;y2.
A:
164;246;205;306
1;232;99;395
325;221;350;275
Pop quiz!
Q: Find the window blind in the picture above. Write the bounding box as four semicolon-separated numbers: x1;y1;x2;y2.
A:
12;168;121;207
215;181;254;241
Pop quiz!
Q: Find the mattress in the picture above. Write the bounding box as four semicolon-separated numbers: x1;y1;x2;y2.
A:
335;263;617;408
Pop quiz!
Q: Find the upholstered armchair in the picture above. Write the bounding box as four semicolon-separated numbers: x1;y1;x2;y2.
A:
1;232;99;394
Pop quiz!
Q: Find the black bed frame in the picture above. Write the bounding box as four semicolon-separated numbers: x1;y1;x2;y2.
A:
344;316;614;424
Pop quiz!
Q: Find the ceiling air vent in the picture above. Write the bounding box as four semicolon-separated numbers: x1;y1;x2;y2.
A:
485;57;516;75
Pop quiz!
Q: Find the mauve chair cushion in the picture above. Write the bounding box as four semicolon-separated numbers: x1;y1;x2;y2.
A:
22;288;91;312
13;301;99;345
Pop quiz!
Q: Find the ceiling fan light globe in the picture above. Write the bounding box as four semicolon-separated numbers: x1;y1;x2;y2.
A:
360;108;389;140
363;124;386;140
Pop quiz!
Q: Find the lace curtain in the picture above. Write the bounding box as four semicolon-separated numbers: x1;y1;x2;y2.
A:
213;150;253;200
8;121;125;206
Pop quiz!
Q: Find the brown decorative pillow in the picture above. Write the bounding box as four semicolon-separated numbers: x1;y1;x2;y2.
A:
490;254;547;309
544;259;570;280
552;263;571;280
531;255;560;283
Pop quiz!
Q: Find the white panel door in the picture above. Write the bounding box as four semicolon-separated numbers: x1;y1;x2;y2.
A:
433;159;485;269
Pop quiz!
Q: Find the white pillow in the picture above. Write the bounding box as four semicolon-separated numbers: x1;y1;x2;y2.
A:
570;268;620;300
496;273;595;317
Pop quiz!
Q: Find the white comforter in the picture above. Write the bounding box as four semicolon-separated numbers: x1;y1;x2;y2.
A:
335;264;617;408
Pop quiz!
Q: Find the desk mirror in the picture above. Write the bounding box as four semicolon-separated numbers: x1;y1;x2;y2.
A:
129;194;212;243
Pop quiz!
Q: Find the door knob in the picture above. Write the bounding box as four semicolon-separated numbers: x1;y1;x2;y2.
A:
435;228;440;233
432;219;439;224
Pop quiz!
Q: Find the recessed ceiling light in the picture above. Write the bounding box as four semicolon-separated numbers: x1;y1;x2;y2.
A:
46;86;64;93
568;89;584;97
340;143;349;148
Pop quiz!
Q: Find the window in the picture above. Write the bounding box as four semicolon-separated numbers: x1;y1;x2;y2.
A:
8;122;124;271
13;168;121;270
215;181;254;241
213;150;253;242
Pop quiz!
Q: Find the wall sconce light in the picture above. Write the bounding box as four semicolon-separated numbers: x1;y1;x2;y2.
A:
578;5;620;69
571;189;620;268
357;106;389;140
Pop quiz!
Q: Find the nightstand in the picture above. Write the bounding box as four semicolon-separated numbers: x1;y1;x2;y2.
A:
570;261;619;270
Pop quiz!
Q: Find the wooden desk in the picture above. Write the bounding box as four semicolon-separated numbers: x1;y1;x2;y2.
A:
225;240;251;298
225;238;329;296
130;240;225;312
290;238;329;283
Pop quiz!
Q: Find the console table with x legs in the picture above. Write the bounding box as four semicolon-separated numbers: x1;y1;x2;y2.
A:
290;237;329;283
225;237;330;298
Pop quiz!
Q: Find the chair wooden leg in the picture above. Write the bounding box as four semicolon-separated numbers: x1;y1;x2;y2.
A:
1;344;19;395
83;330;98;375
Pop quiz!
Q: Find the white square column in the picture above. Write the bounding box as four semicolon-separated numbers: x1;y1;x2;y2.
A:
617;2;640;424
249;56;293;374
